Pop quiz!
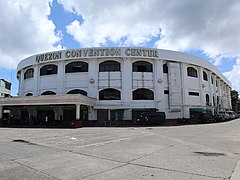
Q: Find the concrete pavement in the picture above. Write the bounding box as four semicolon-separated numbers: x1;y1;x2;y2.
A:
0;119;240;179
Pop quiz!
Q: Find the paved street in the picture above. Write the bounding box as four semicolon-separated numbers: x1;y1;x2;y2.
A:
0;120;240;180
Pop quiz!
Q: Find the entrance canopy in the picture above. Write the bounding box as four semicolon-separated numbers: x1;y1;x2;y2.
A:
0;95;96;127
0;94;96;107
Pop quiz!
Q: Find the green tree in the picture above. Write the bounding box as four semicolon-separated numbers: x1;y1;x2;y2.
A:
231;90;239;112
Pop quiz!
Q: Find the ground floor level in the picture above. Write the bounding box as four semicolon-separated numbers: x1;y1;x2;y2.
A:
0;95;229;128
0;104;223;127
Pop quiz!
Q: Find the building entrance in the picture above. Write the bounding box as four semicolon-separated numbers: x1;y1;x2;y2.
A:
37;110;55;126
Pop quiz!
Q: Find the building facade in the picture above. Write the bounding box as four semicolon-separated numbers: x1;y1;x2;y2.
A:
0;79;11;97
0;47;232;126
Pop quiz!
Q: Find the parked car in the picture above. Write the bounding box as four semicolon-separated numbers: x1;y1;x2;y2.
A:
234;112;239;119
136;112;166;125
219;111;230;121
214;113;225;122
197;111;215;123
226;111;236;120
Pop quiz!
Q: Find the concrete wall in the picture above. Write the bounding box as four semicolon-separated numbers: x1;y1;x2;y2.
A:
17;48;232;120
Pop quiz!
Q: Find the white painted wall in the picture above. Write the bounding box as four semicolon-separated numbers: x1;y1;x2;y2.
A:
17;48;232;120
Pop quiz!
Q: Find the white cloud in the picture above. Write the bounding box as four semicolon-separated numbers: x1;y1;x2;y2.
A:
59;0;240;59
59;0;240;91
0;0;62;69
223;57;240;92
60;0;162;47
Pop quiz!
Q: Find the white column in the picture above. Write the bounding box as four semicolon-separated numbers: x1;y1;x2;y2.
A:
54;107;61;120
180;63;190;118
34;65;40;96
155;60;164;111
122;58;132;104
198;67;204;106
108;110;111;121
88;106;94;120
0;106;3;119
76;104;81;120
88;58;98;98
180;63;187;118
57;61;65;95
19;70;25;96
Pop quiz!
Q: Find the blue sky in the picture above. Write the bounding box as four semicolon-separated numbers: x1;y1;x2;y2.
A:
0;0;240;95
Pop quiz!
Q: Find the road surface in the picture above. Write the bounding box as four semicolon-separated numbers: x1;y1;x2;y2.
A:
0;120;240;179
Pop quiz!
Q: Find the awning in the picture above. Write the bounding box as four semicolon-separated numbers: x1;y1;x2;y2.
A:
94;105;130;110
190;108;206;113
0;94;96;107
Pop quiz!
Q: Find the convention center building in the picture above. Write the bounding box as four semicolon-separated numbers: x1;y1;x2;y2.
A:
0;47;232;127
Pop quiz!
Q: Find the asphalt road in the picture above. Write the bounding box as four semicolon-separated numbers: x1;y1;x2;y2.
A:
0;120;240;180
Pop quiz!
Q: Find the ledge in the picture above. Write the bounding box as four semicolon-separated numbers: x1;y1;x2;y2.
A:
0;94;96;106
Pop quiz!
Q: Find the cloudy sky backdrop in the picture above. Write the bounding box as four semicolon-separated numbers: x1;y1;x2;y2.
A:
0;0;240;95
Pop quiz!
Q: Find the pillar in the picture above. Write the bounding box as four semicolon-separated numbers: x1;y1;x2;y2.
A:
198;67;204;107
76;104;81;120
0;106;3;119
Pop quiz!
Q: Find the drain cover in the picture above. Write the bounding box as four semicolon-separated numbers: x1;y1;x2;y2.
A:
193;151;226;157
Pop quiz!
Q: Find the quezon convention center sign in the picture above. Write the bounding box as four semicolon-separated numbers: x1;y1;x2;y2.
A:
36;48;159;63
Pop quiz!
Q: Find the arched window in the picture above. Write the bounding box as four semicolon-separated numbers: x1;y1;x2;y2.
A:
187;67;198;78
24;68;34;79
26;93;33;96
203;71;208;81
99;88;121;100
213;96;215;106
163;63;168;73
17;71;21;80
65;61;88;73
211;76;214;84
133;61;153;72
67;89;87;96
40;64;58;76
41;91;56;95
99;60;120;72
133;88;154;100
206;94;210;105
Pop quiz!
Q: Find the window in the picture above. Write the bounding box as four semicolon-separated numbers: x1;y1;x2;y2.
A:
163;63;168;73
164;90;169;94
17;71;21;79
216;80;218;87
203;71;208;81
188;92;199;96
211;76;214;84
99;88;121;100
5;82;11;90
187;67;198;78
26;93;33;96
65;61;88;73
67;89;87;96
40;64;58;76
133;61;153;72
217;96;220;105
24;68;34;79
213;96;215;106
4;94;10;97
99;60;120;72
41;91;56;95
133;88;154;100
206;94;210;105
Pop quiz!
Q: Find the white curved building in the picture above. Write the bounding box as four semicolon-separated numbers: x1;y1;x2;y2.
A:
0;47;232;126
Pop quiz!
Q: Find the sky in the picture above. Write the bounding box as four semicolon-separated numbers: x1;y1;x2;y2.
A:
0;0;240;95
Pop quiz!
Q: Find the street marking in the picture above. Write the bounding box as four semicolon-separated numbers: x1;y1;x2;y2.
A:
77;137;132;147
